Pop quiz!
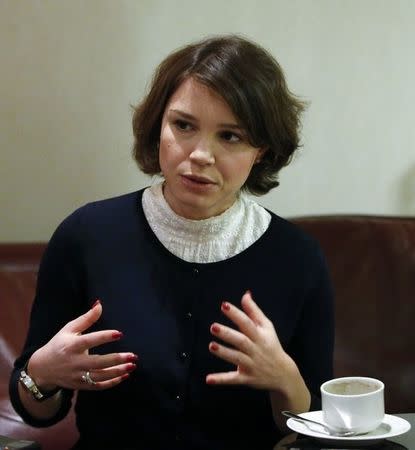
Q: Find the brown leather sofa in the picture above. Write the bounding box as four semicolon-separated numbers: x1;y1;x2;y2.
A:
0;244;78;450
1;215;414;449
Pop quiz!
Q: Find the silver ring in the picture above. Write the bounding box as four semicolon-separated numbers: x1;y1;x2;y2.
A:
81;371;96;385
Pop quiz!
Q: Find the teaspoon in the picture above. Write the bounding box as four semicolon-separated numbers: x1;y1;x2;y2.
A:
282;411;359;437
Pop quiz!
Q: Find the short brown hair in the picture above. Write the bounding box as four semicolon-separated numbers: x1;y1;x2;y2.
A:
132;34;307;195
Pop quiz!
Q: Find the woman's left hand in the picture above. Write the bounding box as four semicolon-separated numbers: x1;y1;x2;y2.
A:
206;290;292;390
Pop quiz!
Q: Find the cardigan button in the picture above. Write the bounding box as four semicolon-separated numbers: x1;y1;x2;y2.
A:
192;267;199;275
186;312;192;319
180;352;188;360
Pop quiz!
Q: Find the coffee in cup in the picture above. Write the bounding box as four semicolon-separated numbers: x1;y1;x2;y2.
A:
321;376;385;434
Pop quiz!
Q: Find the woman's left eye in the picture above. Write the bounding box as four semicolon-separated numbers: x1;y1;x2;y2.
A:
220;131;242;143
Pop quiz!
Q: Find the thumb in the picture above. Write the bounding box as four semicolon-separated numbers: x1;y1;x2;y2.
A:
66;300;102;334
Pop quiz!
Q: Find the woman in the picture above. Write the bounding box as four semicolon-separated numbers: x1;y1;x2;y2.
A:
10;34;334;449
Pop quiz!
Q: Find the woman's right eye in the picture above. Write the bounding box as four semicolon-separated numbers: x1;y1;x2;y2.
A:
174;119;193;131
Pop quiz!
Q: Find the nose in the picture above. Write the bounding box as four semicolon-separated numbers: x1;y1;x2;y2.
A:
188;138;215;166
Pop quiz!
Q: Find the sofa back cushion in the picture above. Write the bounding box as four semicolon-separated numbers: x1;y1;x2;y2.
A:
0;244;78;450
293;216;415;413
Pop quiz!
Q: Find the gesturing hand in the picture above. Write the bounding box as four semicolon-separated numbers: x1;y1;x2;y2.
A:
28;301;137;391
206;291;293;391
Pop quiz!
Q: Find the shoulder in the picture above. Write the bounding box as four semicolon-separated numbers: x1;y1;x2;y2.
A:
49;189;145;245
66;189;143;225
260;210;332;298
252;208;328;285
265;209;322;256
74;190;143;222
242;195;317;250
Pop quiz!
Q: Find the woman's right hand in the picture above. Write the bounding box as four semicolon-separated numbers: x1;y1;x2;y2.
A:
27;300;137;391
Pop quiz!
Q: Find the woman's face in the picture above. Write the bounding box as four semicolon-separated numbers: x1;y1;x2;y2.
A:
159;77;264;220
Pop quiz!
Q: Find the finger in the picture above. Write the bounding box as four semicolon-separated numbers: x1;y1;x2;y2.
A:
85;362;137;383
241;291;268;326
209;341;251;368
83;373;131;391
74;329;124;352
221;301;258;340
65;300;103;334
85;352;138;370
206;371;245;386
210;323;255;355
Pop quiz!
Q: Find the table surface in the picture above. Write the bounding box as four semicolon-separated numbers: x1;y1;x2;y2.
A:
274;413;414;450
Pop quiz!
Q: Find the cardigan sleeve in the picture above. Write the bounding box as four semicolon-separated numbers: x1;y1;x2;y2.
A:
288;242;335;411
9;207;87;427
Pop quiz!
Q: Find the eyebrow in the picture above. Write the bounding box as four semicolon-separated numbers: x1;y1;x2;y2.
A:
169;109;244;131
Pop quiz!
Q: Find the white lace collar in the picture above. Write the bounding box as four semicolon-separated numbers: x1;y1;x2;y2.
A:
142;183;271;263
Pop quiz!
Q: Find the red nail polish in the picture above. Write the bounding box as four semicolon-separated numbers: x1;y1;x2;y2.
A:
206;377;216;385
221;302;230;311
126;363;137;372
91;299;101;309
126;354;138;363
121;373;130;380
112;331;123;339
210;342;219;351
211;324;220;334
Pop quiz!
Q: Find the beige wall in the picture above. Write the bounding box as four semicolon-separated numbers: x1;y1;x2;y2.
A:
1;0;414;242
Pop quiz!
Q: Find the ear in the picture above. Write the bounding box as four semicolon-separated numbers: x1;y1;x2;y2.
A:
254;147;267;164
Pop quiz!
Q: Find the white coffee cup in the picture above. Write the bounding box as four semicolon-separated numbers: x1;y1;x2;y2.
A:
321;376;385;434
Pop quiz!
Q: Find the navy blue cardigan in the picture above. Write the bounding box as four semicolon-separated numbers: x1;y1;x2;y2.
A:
10;189;334;450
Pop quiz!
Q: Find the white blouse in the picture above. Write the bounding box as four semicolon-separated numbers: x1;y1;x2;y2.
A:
142;183;271;263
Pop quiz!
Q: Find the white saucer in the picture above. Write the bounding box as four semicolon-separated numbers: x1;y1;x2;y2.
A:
286;411;411;447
